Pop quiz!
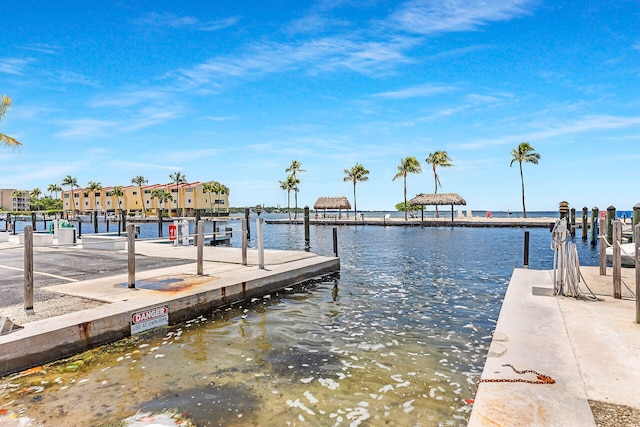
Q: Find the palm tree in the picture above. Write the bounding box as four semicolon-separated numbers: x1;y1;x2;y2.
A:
510;142;540;219
48;184;62;200
169;172;187;217
285;160;305;219
202;182;215;216
109;186;124;215
30;188;42;211
131;176;148;217
343;163;369;219
151;189;173;218
426;151;454;218
212;181;230;215
86;181;102;213
62;175;78;213
279;175;298;220
0;95;21;147
392;156;422;220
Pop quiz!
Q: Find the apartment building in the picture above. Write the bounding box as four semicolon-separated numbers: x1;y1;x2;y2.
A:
61;181;229;217
0;188;31;211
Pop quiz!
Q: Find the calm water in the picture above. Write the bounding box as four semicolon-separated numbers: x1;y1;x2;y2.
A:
0;215;601;426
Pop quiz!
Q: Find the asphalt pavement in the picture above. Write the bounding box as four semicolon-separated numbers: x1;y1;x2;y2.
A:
0;245;193;307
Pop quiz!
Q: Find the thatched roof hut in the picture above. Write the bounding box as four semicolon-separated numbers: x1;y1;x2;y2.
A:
314;197;351;218
409;193;466;221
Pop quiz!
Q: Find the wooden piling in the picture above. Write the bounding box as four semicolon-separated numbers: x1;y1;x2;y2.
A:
304;206;310;246
245;208;251;240
591;207;598;245
599;217;606;276
23;225;34;311
606;206;616;247
581;207;588;240
633;203;640;243
635;224;639;324
241;219;248;266
158;209;163;237
523;231;530;269
333;227;338;257
197;220;204;275
613;220;622;299
93;211;98;233
127;224;135;288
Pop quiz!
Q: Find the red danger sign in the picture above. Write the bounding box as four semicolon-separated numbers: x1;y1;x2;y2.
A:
131;305;169;334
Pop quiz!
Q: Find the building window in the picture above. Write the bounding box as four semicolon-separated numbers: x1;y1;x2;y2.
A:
64;194;69;199
133;191;138;196
95;192;101;196
186;188;193;192
144;190;151;194
74;194;79;198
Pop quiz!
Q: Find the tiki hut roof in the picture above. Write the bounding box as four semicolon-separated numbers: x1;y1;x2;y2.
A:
409;193;467;206
314;196;351;210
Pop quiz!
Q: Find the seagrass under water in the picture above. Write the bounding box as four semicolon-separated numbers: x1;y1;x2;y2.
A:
0;223;601;426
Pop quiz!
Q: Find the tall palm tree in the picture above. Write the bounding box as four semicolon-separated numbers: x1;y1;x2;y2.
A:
279;175;298;220
131;176;148;217
86;181;102;213
62;175;78;213
510;142;540;219
109;186;124;215
392;156;422;220
0;95;21;147
48;184;62;200
343;163;369;219
426;151;454;218
169;172;187;217
30;188;42;211
285;160;305;219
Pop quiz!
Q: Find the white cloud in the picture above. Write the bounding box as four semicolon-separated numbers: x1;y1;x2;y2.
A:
137;12;239;31
54;119;120;138
373;84;455;99
0;58;33;75
456;114;640;150
390;0;535;34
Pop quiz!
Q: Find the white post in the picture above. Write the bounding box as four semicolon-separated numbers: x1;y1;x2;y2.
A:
257;217;264;269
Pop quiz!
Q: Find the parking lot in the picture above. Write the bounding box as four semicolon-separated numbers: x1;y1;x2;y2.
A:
0;246;193;307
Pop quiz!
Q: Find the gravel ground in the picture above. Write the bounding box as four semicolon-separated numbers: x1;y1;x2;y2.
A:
590;400;640;426
1;293;104;326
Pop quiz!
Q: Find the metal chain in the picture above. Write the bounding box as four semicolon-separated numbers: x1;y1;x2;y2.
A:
478;364;555;385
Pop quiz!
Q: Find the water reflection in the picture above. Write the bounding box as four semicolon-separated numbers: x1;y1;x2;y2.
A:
0;225;600;426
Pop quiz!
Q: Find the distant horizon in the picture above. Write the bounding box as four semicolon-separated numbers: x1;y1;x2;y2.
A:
2;1;638;212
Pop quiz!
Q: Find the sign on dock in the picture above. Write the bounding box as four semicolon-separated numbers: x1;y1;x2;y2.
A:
131;305;168;334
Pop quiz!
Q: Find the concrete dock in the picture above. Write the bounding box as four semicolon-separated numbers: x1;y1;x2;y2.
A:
469;266;640;426
0;240;339;375
267;215;559;228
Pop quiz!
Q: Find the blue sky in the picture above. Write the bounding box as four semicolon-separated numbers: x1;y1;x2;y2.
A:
1;0;639;212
